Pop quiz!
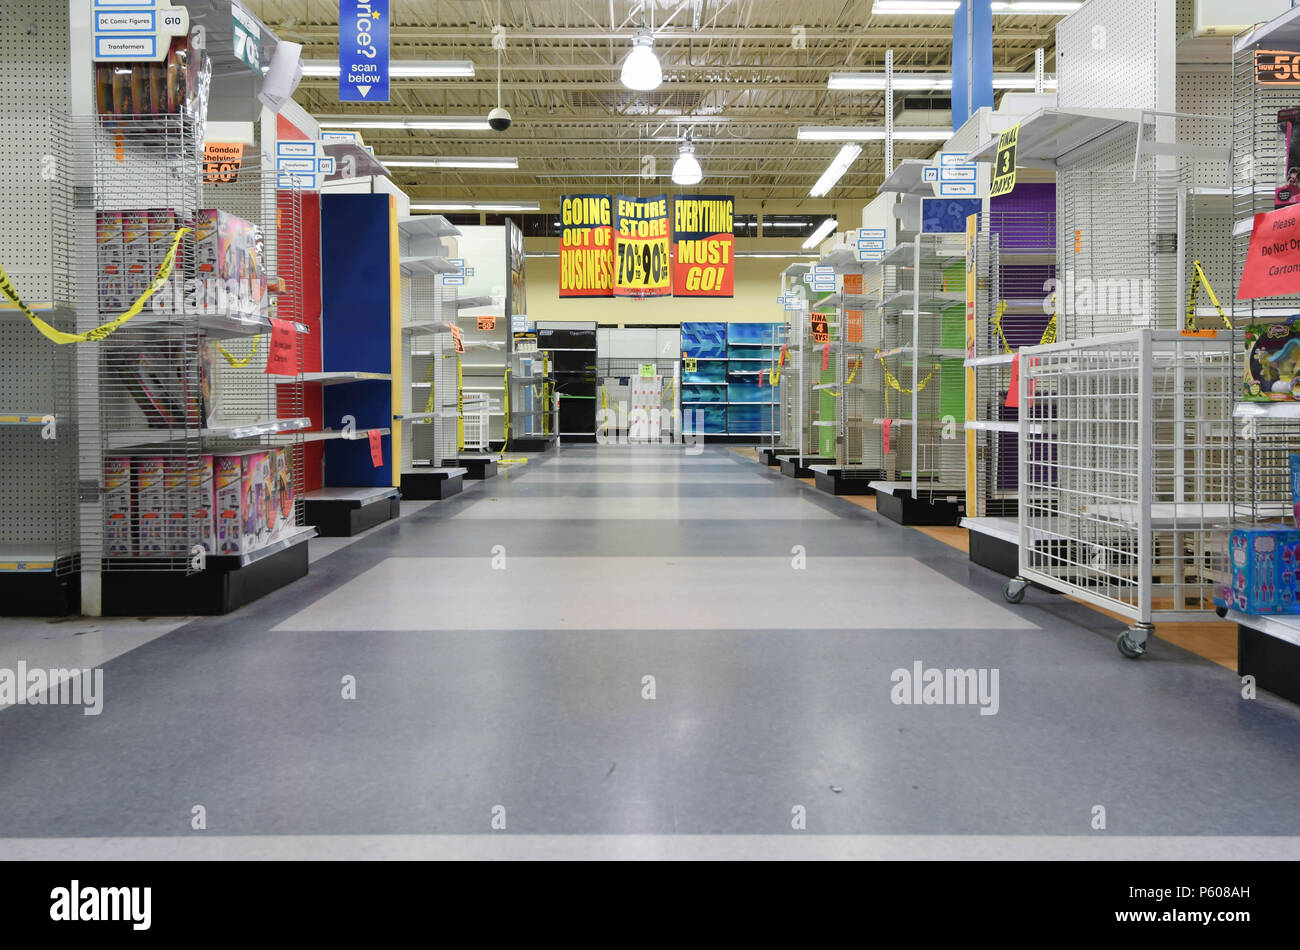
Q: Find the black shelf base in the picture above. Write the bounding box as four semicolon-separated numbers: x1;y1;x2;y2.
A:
305;494;400;538
101;541;309;616
0;567;81;616
1238;625;1300;706
401;470;465;500
559;434;598;444
969;529;1018;577
780;456;833;479
508;436;556;453
876;488;964;526
455;456;499;480
759;447;794;466
814;468;880;496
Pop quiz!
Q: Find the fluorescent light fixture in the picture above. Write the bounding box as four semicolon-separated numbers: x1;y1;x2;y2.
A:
410;201;541;212
828;71;1057;91
318;117;492;131
672;140;702;185
801;218;838;250
736;252;821;258
871;0;1081;12
798;126;951;142
991;1;1082;12
380;156;519;169
302;60;475;78
871;1;960;12
809;144;862;198
621;29;663;91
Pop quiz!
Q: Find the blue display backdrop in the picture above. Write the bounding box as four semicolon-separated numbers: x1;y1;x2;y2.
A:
339;0;390;102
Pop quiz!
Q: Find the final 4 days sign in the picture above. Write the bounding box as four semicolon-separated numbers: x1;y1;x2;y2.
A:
559;194;614;297
672;195;734;297
614;194;671;298
339;0;389;102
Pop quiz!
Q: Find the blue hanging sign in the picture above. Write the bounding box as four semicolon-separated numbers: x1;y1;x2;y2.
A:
339;1;390;103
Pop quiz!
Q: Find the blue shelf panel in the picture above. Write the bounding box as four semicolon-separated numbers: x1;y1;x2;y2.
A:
681;384;727;403
682;363;726;384
727;322;781;345
728;381;775;404
727;404;777;434
683;404;727;434
681;321;727;359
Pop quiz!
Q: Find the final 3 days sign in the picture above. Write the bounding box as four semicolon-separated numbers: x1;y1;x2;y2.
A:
672;195;734;297
614;194;672;298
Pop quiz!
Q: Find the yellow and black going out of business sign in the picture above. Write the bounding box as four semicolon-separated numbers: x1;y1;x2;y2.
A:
613;194;672;298
989;123;1019;198
672;195;734;297
559;194;614;298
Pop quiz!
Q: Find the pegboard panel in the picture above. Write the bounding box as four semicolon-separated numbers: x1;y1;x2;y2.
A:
1177;67;1233;189
0;1;69;298
1056;0;1171;112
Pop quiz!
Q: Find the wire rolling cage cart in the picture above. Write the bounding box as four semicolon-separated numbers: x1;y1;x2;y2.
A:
1010;330;1234;655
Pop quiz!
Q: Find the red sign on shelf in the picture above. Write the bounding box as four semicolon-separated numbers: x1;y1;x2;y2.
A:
1239;205;1300;299
821;342;831;372
264;318;296;375
368;428;384;468
882;418;891;455
450;323;465;354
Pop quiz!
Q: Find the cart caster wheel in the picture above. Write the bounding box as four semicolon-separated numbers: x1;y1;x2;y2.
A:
1116;630;1146;659
1002;578;1027;604
1215;605;1228;619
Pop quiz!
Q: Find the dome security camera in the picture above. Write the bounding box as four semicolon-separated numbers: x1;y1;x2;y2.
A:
488;107;512;132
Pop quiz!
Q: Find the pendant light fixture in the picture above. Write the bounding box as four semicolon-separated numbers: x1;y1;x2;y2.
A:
672;131;702;186
621;27;662;91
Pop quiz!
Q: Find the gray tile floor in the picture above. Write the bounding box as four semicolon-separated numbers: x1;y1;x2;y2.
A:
1;444;1298;859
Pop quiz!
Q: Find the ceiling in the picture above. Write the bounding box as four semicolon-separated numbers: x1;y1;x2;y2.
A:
244;1;1065;208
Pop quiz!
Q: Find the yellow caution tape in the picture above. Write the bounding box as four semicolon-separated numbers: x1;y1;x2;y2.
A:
990;300;1011;354
217;335;261;368
1039;312;1057;346
1185;259;1232;331
876;349;940;418
0;228;189;344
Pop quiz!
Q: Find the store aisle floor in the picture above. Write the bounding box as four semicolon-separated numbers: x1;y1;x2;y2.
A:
1;445;1299;859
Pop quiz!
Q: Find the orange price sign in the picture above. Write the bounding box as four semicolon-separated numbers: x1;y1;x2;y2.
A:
450;323;465;354
1256;50;1300;85
476;315;497;331
203;142;244;185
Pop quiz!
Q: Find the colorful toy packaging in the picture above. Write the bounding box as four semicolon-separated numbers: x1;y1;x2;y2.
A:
104;457;132;558
1278;107;1300;209
1243;317;1300;401
163;458;189;558
194;209;266;315
95;211;124;314
271;447;295;538
134;457;167;558
190;455;215;555
214;451;276;556
1221;528;1300;615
